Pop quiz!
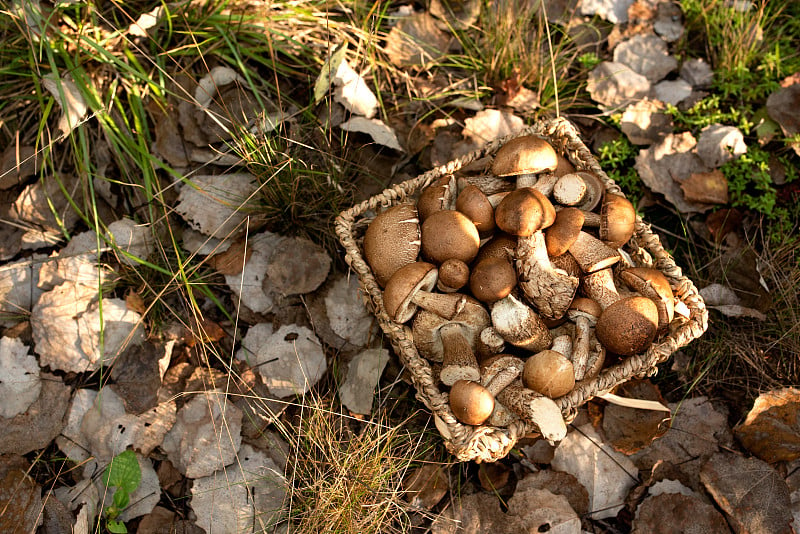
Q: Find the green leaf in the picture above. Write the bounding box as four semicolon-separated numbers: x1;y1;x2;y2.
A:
112;488;130;511
313;43;347;103
107;519;128;533
102;450;142;494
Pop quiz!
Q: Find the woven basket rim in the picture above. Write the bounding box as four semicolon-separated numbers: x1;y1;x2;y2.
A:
334;117;709;462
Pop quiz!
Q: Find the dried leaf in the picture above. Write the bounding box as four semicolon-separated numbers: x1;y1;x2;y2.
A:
97;454;160;522
602;380;670;454
701;452;793;534
734;388;800;463
41;73;89;137
0;372;69;454
339;117;404;152
0;336;41;418
110;341;166;414
613;34;677;83
705;208;743;243
128;6;163;37
462;109;525;147
767;83;800;139
581;0;634;23
587;61;651;110
323;274;376;347
384;12;451;67
338;348;390;415
632;492;729;533
478;462;511;492
106;217;154;266
700;283;768;320
0;144;38;189
333;60;379;118
265;236;332;296
620;99;673;145
513;470;589;516
403;464;449;510
208;237;252;275
0;256;44;324
507;488;582;533
552;423;639;519
429;0;480;29
696;124;747;168
174;173;259;238
0;464;42;533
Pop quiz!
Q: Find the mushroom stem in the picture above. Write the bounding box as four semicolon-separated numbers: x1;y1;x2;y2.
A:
581;268;620;310
516;231;579;320
478;327;506;358
412;290;467;320
551;335;573;360
496;381;567;442
571;316;592;381
491;293;552;352
438;324;481;386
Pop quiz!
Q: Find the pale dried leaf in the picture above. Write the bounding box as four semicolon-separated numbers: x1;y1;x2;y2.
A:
161;390;242;478
56;388;97;462
0;144;38;189
339;117;404;152
80;387;140;464
194;66;246;108
13;173;80;233
403;464;448;510
224;231;282;314
208;237;251;275
602;379;670;454
0;373;69;454
266;237;331;295
654;79;692;106
333;60;379;118
136;400;177;456
384;12;451;67
507;488;581;533
620;99;673;145
700;283;767;320
54;478;98;525
552;424;639;519
614;34;677;83
696;124;747;168
581;0;634;23
41;73;89;137
680;58;714;87
0;336;41;418
190;444;288;533
462;109;524;147
701;452;793;534
680;169;729;204
174;173;259;238
128;6;163;37
512;470;589;516
632;492;729;533
734;388;800;463
106;217;154;266
766;83;800;139
323;274;375;346
338;348;390;415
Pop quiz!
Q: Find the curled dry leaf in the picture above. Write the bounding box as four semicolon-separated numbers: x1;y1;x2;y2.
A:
734;387;800;463
602;379;671;455
701;451;793;534
700;283;768;320
339;116;404;152
333;60;379;118
190;444;288;533
403;464;449;510
174;173;259;238
0;336;41;418
41;72;89;137
384;12;451;67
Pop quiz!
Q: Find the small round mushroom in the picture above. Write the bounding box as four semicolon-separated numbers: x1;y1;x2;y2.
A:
619;267;674;331
567;297;602;381
456;184;496;237
494;188;549;237
449;380;495;426
552;173;588;206
421;210;481;265
582;193;636;249
475;232;517;264
595;296;659;356
383;262;467;323
573;172;604;212
491;135;558;178
469;256;517;304
522;350;575;398
417;175;457;221
545;208;585;257
480;354;525;427
437;258;470;293
363;202;421;287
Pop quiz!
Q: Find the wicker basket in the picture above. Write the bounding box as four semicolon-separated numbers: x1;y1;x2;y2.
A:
334;117;708;462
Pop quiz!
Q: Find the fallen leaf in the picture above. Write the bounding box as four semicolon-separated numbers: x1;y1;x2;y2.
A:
478;462;511;492
734;388;800;463
138;506;205;534
429;0;480;30
700;283;768;320
696;124;747;168
174;173;260;238
507;487;582;533
587;61;651;110
41;73;89;137
679;168;730;204
552;423;639;519
701;451;793;534
1;372;69;454
581;0;633;23
403;464;449;510
653;79;692;106
602;379;670;455
384;12;452;67
40;490;75;534
313;43;348;103
190;444;287;532
106;217;154;266
110;341;167;414
338;348;390;415
127;5;163;37
620;99;673;145
0;462;42;533
462;109;525;147
680;58;714;88
333;60;379;118
0;336;41;418
13;173;81;234
632;492;729;533
613;34;677;83
0;255;44;324
265;236;331;296
322;274;376;347
161;390;242;478
513;470;589;516
0;144;38;189
339;116;404;152
56;388;98;462
653;1;684;42
705;208;743;243
135;400;177;456
207;237;251;276
766;83;800;147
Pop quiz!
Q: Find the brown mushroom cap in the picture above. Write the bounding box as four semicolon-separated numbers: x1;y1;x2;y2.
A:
600;194;636;248
595;296;659;356
382;261;437;322
619;267;674;330
549;252;582;278
569;296;602;320
437;258;470;293
553;153;576;178
363;203;421;287
417;175;456;221
456;184;496;236
494;188;549;236
421;210;481;264
522;350;575;398
412;299;490;363
449;380;495;425
545;208;585;257
475;233;517;264
469;257;517;304
491;135;558;177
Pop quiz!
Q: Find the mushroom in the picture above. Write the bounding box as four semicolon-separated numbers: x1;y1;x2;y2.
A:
480;355;525;426
567;297;602;381
581;268;622;310
383;262;467;323
583;332;606;381
491;135;558;180
582;193;636;249
469;256;517;304
494;188;551;237
491;292;552;352
595;296;659;356
420;210;480;265
456;184;496;237
550;334;573;360
449;380;495;426
568;231;621;273
363;202;421;287
436;258;470;293
478;326;506;358
545;208;585;257
522;350;575;399
412;299;491;385
496;381;568;442
475;232;517;264
549;252;582;278
552;173;588;206
417;175;456;221
619;267;674;332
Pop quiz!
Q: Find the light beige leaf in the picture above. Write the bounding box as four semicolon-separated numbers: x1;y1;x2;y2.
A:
734;388;800;463
339;116;404;152
128;6;163;37
384;12;451;67
403;464;449;510
174;173;259;238
602;380;670;454
41;73;89;137
0;372;70;455
0;336;40;418
462;109;524;147
680;169;729;204
333;60;378;118
632;492;729;533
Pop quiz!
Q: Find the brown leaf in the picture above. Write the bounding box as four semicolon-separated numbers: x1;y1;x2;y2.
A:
680;169;729;204
384;12;452;67
632;492;729;533
705;208;742;243
0;373;69;454
513;469;589;516
602;379;671;454
185;317;227;347
125;290;147;314
701;451;793;534
0;469;41;533
403;464;449;510
478;462;510;492
734;388;800;463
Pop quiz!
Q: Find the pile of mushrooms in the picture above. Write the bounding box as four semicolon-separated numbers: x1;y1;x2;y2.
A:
362;135;678;437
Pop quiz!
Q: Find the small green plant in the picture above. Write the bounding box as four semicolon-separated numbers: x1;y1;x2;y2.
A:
665;95;754;133
102;450;142;533
596;136;643;203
